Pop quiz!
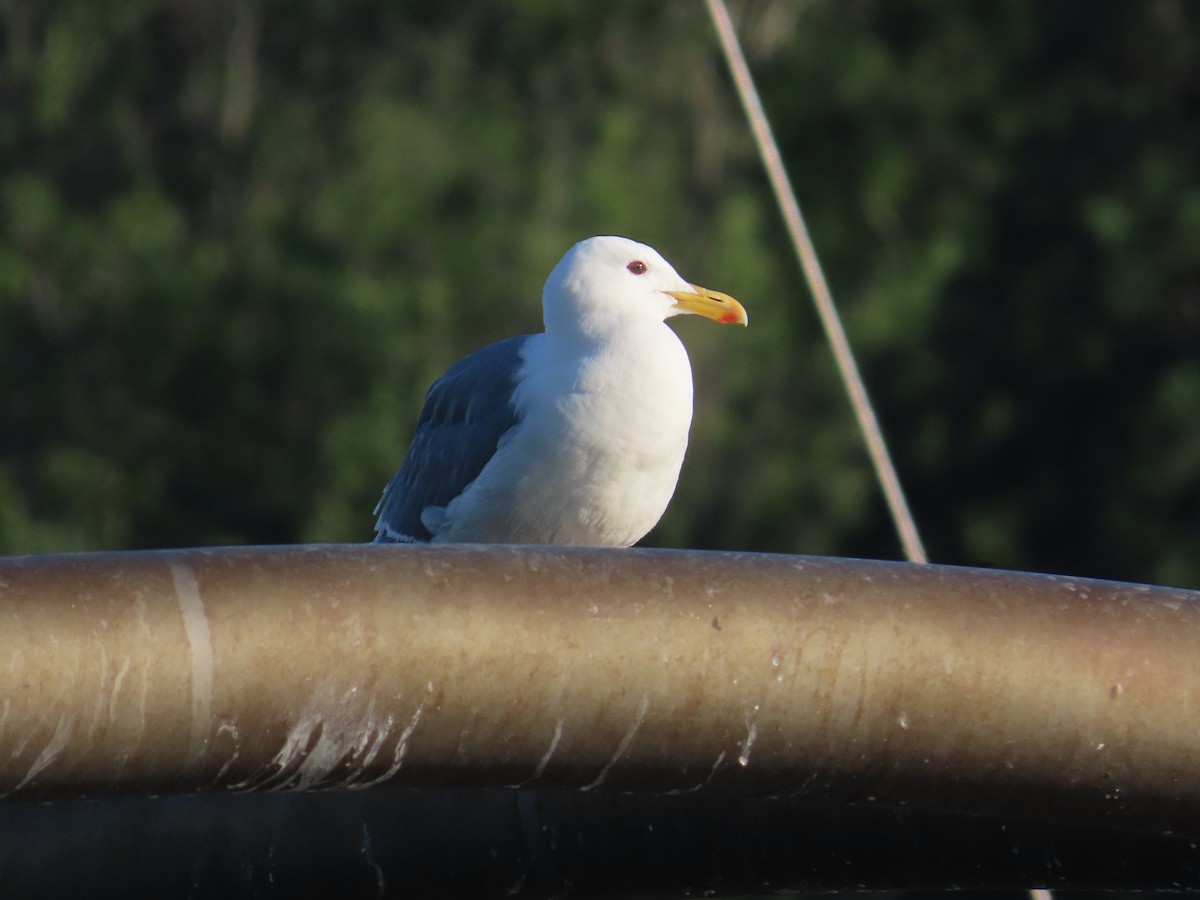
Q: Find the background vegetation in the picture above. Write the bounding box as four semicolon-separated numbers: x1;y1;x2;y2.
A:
1;0;1196;589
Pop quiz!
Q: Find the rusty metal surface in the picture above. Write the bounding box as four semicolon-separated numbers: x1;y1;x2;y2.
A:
1;544;1198;836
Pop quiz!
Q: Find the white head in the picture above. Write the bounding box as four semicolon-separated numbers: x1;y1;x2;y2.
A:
541;236;747;341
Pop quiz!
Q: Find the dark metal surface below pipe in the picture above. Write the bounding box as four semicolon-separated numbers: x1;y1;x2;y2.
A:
1;789;1198;896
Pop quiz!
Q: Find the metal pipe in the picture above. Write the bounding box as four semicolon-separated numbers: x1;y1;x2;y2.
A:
1;545;1198;836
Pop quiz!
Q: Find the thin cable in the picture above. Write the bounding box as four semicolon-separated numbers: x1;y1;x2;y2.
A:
704;0;928;565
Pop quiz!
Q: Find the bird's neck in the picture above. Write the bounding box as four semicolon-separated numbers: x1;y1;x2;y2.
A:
537;319;691;405
542;312;670;358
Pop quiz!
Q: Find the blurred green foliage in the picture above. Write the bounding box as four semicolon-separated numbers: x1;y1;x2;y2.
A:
1;0;1196;588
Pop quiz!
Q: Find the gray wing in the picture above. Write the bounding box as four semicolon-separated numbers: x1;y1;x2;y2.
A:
374;335;528;542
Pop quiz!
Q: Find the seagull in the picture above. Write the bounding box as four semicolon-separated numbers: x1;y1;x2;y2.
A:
373;235;747;546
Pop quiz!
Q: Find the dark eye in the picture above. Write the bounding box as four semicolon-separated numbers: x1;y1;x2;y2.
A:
626;260;648;275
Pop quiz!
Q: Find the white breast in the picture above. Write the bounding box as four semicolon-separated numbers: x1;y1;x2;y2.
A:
431;325;694;546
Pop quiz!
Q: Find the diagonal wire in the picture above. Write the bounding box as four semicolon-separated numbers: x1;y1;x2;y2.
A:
704;0;928;565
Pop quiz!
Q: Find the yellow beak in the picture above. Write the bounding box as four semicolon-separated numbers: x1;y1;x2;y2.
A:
664;284;748;326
